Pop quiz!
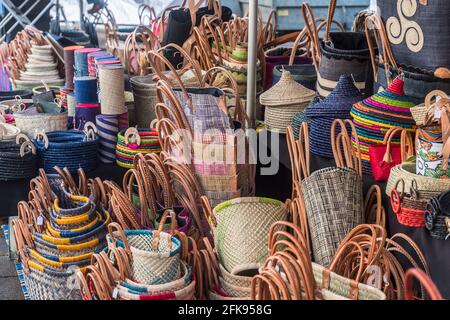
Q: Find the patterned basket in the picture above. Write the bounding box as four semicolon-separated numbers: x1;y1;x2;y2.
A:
107;223;182;285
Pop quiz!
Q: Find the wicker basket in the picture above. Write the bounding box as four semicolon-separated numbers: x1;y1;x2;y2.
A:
107;223;182;285
386;163;450;197
211;197;288;274
14;109;68;137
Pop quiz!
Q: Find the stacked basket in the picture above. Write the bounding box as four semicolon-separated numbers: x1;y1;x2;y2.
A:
13;174;109;300
14;44;64;89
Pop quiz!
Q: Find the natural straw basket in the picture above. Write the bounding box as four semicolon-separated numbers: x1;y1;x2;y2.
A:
14;106;68;138
410;90;449;126
209;197;288;274
106;223;182;285
386;163;450;197
98;64;126;115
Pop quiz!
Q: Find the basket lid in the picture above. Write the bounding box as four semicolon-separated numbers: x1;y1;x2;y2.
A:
306;75;365;117
351;77;415;126
260;70;315;107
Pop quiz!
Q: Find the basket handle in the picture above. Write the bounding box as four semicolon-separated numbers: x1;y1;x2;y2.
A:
382;126;404;163
323;240;365;300
331;119;362;175
157;209;179;232
147;51;193;111
122;168;152;227
364;184;386;228
76;271;93;300
365;15;398;86
19;140;36;157
200;195;217;228
290;195;312;254
107;222;131;254
405;268;443;300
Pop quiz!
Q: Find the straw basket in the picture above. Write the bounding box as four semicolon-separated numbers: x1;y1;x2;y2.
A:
107;223;182;285
211;197;288;274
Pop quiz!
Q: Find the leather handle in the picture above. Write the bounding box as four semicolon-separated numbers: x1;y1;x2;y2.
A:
405;268;443;300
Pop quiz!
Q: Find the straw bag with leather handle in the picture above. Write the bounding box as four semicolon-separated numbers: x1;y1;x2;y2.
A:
369;126;414;182
300;119;364;266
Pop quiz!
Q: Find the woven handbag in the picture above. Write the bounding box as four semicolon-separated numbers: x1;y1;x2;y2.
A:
379;0;450;74
302;0;373;98
386;163;450;197
107;223;182;285
300;120;364;266
366;15;450;104
203;196;288;275
369;127;414;181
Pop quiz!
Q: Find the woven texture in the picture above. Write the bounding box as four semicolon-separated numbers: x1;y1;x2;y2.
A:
351;78;416;174
14;107;68;138
301;167;364;266
130;75;158;127
386;163;450;197
307;75;365;158
312;263;386;300
108;230;181;285
260;70;315;107
213;197;288;273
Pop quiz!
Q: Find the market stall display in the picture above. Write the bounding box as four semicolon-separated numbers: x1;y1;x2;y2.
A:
0;0;447;302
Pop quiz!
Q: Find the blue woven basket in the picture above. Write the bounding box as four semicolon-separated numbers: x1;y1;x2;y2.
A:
32;130;99;173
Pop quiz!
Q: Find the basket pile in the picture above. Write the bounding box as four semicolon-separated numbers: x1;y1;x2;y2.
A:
13;170;109;300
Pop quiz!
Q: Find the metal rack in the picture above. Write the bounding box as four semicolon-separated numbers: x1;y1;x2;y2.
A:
0;0;57;41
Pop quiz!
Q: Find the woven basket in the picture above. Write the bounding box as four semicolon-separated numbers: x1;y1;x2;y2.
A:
24;262;82;300
301;167;364;266
117;260;193;297
14;108;68;137
130;75;158;127
107;223;182;285
0;122;21;141
312;263;386;300
265;104;309;134
386;163;450;197
211;197;288;274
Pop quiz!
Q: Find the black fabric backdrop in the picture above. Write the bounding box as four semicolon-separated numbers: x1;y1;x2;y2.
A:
0;133;448;298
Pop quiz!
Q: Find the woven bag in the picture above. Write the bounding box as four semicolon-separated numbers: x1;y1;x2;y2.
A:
205;196;288;274
379;0;450;74
107;223;182;285
366;15;450;104
302;0;373;98
386;163;450;197
299;120;364;266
